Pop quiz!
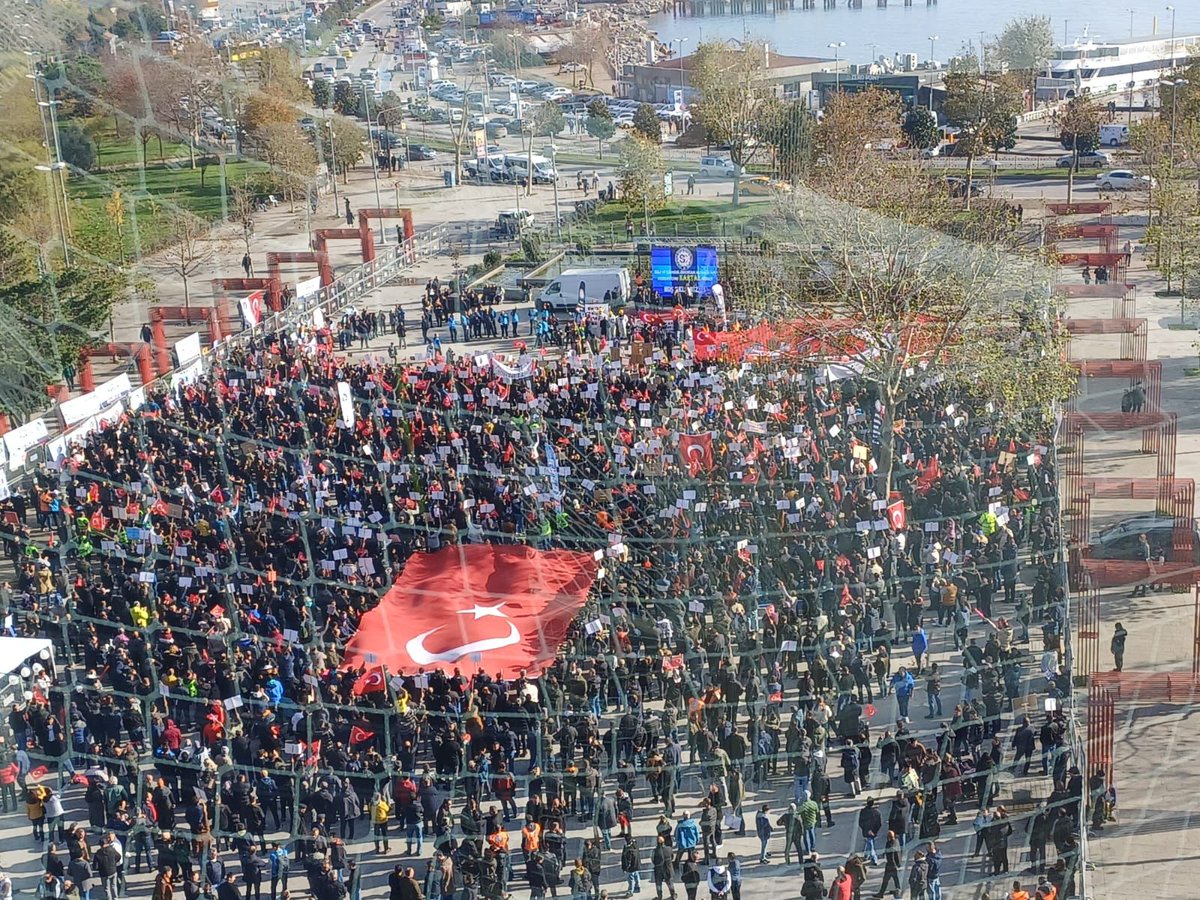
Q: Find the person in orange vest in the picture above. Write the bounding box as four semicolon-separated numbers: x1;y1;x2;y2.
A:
1007;880;1031;900
520;818;542;864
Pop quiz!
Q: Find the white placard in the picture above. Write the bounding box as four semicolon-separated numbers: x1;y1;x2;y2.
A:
175;333;203;368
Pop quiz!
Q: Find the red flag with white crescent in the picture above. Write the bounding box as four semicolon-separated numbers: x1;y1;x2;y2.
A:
343;545;597;676
887;500;907;531
678;433;714;476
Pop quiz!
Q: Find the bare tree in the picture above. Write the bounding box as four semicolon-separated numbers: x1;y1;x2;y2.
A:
154;205;217;311
228;179;257;258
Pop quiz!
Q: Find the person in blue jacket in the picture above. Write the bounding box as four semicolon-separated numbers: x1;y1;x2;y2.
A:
911;626;929;674
673;812;699;866
890;668;916;720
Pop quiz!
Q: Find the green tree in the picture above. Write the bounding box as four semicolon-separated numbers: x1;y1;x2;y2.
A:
903;107;941;150
585;102;616;157
617;134;666;229
321;116;369;183
990;16;1054;73
632;104;662;144
57;124;97;172
1058;95;1102;203
0;230;133;413
762;100;816;182
942;73;1024;207
689;40;776;204
376;92;406;129
333;81;360;117
533;102;566;138
61;56;107;118
312;77;332;111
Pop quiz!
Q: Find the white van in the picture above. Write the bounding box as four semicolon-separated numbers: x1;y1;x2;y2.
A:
538;267;630;316
1100;123;1129;147
699;156;737;177
505;153;556;185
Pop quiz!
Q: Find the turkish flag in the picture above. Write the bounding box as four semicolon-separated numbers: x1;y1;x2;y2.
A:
887;500;907;531
915;455;941;495
343;545;598;676
29;765;48;780
352;667;387;696
678;433;714;476
349;726;375;744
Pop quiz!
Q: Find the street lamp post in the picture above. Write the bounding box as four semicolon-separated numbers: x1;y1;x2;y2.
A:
828;41;845;93
362;87;384;208
35;163;69;266
548;144;560;241
1168;78;1189;151
327;117;340;216
928;35;939;112
674;38;688;126
1167;5;1177;68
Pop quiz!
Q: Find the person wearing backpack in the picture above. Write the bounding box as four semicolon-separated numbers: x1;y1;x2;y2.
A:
567;860;591;900
679;853;700;900
620;836;642;895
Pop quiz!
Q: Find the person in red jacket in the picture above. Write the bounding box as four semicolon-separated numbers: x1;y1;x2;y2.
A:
492;765;517;821
0;759;19;813
827;865;853;900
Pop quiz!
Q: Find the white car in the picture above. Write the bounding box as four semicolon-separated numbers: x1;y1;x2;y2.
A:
543;87;572;101
1096;169;1154;190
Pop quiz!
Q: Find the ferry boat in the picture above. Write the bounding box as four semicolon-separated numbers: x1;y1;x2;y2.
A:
1036;31;1198;100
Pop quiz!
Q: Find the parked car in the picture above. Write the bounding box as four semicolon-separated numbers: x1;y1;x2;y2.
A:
944;176;984;197
1056;151;1112;168
698;156;738;177
738;175;791;196
485;120;508;139
1089;514;1200;564
407;144;437;161
1096;169;1154;190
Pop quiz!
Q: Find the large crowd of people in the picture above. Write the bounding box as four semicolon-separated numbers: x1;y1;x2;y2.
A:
0;297;1083;900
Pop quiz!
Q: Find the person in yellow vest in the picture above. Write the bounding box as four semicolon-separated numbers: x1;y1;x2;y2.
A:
371;792;393;853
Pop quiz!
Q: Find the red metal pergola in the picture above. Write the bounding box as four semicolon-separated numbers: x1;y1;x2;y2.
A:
266;251;334;311
1066;317;1148;361
1056;251;1128;283
357;208;415;263
1045;201;1113;217
1045;222;1121;253
1055;282;1137;319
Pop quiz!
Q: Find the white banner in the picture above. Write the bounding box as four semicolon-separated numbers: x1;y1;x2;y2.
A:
312;307;326;329
172;360;204;395
337;381;355;428
4;417;49;470
175;332;202;367
491;356;537;380
296;276;322;302
57;373;133;428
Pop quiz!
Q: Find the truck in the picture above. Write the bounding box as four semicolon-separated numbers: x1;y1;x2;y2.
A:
1100;123;1129;147
538;267;631;317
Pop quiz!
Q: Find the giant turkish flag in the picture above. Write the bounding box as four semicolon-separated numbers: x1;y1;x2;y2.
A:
344;545;598;676
678;433;714;475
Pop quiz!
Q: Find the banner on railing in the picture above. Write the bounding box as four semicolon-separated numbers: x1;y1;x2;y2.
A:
175;333;203;367
57;373;134;429
296;276;322;302
4;418;49;470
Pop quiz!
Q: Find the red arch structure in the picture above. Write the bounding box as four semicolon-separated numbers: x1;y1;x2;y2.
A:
148;307;227;374
358;208;415;263
1045;201;1113;217
1072;359;1161;413
1065;317;1148;361
1056;251;1128;283
1045;223;1121;253
1055;283;1136;319
79;343;155;390
211;277;279;333
313;227;365;261
266;251;333;311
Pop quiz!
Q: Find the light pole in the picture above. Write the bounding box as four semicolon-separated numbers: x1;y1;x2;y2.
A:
674;38;688;122
39;99;71;239
35;163;69;266
828;41;845;93
928;35;939;112
1167;77;1188;151
1167;5;1177;67
361;86;384;207
326;117;340;216
548;144;560;241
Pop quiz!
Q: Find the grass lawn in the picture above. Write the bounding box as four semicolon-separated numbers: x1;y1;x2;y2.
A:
85;117;196;170
69;158;269;258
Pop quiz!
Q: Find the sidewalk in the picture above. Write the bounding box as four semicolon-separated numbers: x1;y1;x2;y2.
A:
1057;207;1200;900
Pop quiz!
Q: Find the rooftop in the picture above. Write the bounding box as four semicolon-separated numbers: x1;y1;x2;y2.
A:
643;51;834;72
